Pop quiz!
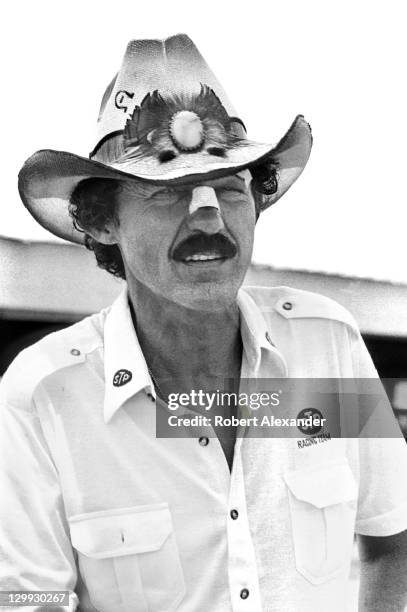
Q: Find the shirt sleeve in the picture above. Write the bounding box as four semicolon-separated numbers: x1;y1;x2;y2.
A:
0;400;79;611
350;329;407;536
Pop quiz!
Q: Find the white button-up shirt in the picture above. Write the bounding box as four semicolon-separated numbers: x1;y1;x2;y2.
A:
1;285;407;612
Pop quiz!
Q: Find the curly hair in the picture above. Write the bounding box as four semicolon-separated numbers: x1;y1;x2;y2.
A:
69;178;126;279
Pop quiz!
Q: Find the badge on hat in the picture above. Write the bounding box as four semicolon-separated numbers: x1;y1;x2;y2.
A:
169;110;204;151
123;85;246;163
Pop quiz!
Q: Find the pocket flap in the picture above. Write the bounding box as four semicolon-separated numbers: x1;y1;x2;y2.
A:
69;503;172;559
283;460;357;508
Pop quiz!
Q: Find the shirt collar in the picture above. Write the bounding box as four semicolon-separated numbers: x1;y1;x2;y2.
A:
103;288;154;423
237;287;288;377
103;286;287;423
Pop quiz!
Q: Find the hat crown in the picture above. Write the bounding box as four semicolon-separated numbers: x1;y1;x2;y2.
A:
92;34;238;157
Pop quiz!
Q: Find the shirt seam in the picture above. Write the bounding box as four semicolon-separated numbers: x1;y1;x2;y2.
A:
0;400;38;416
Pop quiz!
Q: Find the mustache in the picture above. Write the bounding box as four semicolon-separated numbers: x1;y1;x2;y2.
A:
171;233;237;261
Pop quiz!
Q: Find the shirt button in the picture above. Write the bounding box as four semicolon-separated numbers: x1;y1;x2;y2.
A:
230;509;239;520
240;588;249;599
198;436;209;446
70;348;81;356
282;301;293;311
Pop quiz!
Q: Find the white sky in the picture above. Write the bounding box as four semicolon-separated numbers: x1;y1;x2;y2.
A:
1;0;406;282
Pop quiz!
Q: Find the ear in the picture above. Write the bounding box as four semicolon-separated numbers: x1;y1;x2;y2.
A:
85;220;119;245
250;115;313;213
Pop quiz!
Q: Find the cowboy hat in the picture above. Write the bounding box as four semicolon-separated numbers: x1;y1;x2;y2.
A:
18;34;312;245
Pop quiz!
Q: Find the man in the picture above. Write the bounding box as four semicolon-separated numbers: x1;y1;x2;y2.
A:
1;34;407;612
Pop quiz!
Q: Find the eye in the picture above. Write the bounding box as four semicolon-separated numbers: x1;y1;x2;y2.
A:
152;188;175;196
217;186;248;199
150;188;189;204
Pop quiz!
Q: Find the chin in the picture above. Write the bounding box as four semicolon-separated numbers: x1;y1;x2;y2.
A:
170;280;241;311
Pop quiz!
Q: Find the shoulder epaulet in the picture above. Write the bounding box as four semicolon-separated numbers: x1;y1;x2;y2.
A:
0;313;103;412
274;286;359;332
244;285;360;333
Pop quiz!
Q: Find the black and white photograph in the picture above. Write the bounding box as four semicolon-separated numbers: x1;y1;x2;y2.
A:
1;1;407;611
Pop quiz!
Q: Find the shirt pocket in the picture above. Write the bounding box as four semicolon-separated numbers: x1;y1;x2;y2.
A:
69;502;186;612
283;459;358;585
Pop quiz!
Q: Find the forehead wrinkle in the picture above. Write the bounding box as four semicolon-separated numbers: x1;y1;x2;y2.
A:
162;170;251;189
120;179;162;198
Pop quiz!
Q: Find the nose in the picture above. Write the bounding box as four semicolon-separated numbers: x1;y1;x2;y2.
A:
186;186;224;233
189;186;220;214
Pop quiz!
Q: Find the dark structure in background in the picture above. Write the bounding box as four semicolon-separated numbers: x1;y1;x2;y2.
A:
0;237;121;373
1;236;407;434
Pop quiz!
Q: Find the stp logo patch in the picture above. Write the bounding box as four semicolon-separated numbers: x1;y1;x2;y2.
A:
113;369;132;387
297;408;324;436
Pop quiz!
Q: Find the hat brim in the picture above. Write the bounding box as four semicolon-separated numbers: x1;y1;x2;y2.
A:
18;115;312;245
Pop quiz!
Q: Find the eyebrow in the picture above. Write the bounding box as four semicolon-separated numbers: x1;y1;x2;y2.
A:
128;173;248;196
189;174;247;189
122;180;165;197
217;174;247;186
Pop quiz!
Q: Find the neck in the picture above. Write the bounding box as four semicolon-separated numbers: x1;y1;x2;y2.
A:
126;278;243;398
